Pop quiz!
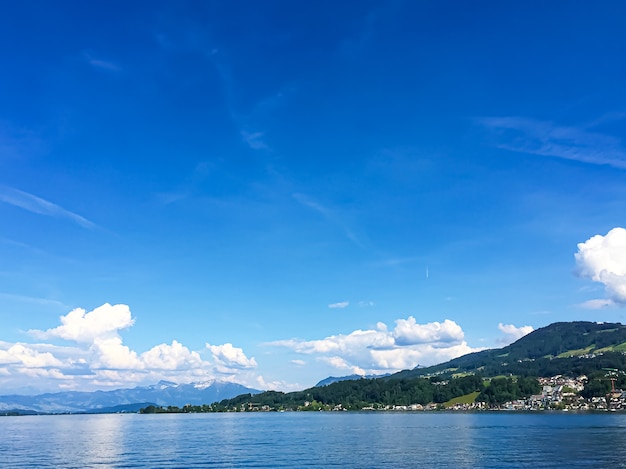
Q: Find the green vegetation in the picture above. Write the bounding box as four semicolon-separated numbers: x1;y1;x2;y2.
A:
394;322;626;380
478;377;540;404
444;391;480;407
596;341;626;353
557;345;595;358
140;404;216;414
139;374;544;413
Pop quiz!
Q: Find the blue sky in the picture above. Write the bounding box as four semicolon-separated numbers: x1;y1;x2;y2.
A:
1;0;626;394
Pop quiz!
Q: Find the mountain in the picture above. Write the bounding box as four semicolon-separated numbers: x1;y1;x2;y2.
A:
391;321;626;380
315;373;391;387
0;380;261;414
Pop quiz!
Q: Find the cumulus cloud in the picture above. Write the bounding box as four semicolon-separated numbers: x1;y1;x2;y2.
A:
0;343;64;368
498;323;534;343
255;375;302;393
206;343;257;370
393;317;464;346
91;337;142;370
267;317;480;375
328;301;349;309
141;340;204;370
1;304;259;393
575;227;626;305
30;303;134;343
319;356;366;376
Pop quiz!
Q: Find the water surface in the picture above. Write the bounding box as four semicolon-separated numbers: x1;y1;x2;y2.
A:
2;412;626;468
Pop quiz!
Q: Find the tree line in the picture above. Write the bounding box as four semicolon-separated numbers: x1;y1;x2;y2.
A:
140;374;542;413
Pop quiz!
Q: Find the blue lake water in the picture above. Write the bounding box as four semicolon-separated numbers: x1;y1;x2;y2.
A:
2;412;626;468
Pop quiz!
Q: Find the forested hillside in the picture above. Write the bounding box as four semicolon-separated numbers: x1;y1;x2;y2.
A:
392;321;626;380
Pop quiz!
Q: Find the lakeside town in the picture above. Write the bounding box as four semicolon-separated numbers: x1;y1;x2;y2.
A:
439;375;624;412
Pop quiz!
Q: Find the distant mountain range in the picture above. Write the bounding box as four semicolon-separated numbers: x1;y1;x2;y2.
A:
0;380;260;414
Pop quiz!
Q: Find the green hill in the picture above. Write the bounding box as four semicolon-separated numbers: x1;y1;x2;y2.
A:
392;321;626;380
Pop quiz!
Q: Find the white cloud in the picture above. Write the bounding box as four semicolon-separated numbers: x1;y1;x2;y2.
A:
267;317;481;375
498;323;534;343
30;303;134;343
577;299;614;309
319;356;365;376
370;342;476;370
91;337;142;370
328;301;349;309
270;328;395;355
206;343;257;370
141;340;204;370
0;304;261;393
255;375;302;393
0;185;97;229
393;317;464;346
0;343;64;368
575;227;626;305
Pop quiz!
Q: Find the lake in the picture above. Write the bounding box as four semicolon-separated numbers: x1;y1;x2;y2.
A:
2;412;626;468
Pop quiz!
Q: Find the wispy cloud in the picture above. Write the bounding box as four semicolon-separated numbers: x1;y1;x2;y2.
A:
328;301;349;309
240;130;268;150
0;292;67;308
0;186;97;229
83;51;121;72
478;116;626;169
292;193;365;248
577;299;614;310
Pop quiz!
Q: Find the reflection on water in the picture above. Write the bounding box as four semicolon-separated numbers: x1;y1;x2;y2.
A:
2;412;626;468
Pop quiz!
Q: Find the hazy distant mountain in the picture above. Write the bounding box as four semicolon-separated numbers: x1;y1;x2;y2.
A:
0;380;261;414
315;373;391;387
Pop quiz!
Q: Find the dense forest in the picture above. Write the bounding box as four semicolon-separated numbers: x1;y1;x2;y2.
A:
141;375;541;412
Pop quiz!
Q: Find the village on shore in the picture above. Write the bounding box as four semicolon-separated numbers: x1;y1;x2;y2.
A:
411;375;626;412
